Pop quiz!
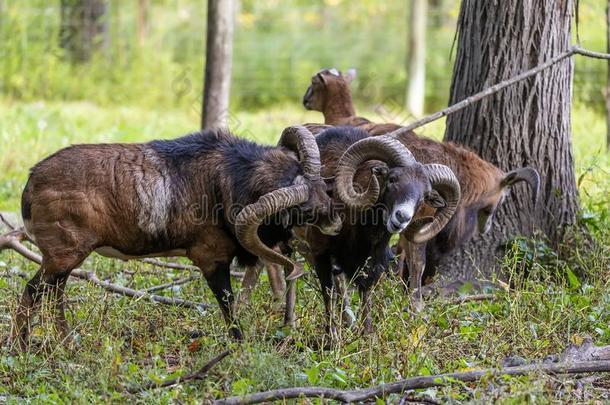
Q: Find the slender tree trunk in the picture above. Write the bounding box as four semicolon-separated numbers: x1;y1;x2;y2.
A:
406;0;427;117
60;0;108;63
201;0;234;130
440;0;578;279
137;0;149;44
607;0;610;150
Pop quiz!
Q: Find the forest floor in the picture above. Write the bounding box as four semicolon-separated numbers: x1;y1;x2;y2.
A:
0;101;609;403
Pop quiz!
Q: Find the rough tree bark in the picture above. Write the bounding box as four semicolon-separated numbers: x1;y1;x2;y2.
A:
441;0;578;279
201;0;234;129
60;0;108;63
406;0;427;117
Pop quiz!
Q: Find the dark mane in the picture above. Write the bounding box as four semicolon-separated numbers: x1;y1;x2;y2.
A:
315;126;369;151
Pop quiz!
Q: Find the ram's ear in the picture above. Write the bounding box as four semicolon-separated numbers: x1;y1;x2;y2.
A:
425;189;446;209
344;68;357;83
315;72;327;85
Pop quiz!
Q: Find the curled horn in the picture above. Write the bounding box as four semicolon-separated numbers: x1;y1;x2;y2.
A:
235;185;309;280
500;167;540;205
278;125;321;181
335;136;416;209
404;164;461;244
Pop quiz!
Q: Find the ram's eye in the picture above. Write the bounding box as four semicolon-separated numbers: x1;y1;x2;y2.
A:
388;176;397;184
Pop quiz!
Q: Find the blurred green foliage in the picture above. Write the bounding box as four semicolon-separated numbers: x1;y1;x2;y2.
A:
1;0;607;112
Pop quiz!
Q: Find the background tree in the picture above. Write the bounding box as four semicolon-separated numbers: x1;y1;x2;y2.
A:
201;0;235;129
60;0;108;63
607;0;610;150
440;0;578;279
137;0;149;45
405;0;427;117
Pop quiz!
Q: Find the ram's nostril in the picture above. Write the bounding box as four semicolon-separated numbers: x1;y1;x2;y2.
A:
395;209;411;223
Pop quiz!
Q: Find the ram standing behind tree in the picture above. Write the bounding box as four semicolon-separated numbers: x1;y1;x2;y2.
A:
441;0;579;280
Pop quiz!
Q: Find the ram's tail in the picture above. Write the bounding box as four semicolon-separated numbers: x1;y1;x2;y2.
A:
21;176;34;240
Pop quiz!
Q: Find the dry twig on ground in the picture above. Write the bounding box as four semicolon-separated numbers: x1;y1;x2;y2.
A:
143;275;201;293
0;230;209;311
128;349;233;393
216;338;610;404
140;257;245;278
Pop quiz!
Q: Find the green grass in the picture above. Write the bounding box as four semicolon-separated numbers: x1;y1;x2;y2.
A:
0;100;609;402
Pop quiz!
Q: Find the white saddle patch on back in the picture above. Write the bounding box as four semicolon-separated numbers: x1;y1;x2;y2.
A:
134;149;172;236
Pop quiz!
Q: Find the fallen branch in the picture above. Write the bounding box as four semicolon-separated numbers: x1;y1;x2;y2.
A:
71;269;208;310
143;275;200;293
0;231;209;311
217;361;610;404
140;257;245;278
391;45;610;135
0;213;16;231
446;293;497;305
140;258;198;271
3;268;29;279
216;339;610;404
129;349;233;393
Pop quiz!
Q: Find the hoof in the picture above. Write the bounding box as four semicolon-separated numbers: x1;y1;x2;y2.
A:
412;299;424;313
229;327;244;342
404;295;424;314
341;308;357;328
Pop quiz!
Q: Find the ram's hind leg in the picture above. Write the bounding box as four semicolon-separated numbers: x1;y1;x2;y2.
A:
12;267;44;350
11;253;86;350
11;221;95;351
48;272;71;341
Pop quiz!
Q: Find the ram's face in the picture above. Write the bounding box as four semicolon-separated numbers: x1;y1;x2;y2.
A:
298;178;342;236
302;72;327;111
476;192;505;234
375;165;432;234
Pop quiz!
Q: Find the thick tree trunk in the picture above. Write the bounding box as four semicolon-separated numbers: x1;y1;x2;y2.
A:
60;0;108;63
406;0;427;117
440;0;578;279
137;0;149;44
201;0;234;130
607;0;610;150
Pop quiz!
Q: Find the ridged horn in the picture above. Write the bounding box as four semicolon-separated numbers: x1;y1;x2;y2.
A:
235;184;309;280
278;125;321;181
335;136;416;209
500;167;540;205
404;164;461;243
